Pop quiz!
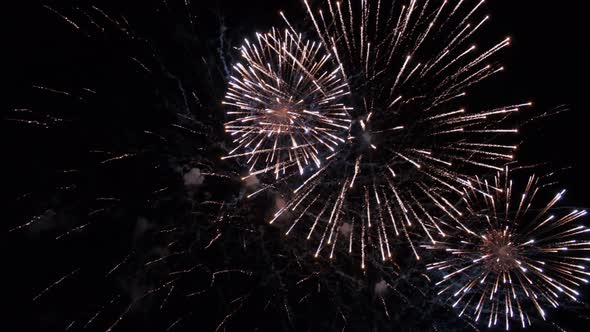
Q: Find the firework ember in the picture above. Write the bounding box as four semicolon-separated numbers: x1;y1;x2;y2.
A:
425;167;590;330
222;27;352;180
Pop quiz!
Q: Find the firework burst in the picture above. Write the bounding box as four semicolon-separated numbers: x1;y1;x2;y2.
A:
263;0;530;267
222;27;352;180
425;167;590;329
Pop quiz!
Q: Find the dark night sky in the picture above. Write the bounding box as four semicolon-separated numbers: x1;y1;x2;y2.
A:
5;1;590;331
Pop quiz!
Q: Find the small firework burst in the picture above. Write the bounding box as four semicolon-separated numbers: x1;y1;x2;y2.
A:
425;167;590;329
222;27;352;180
267;0;527;267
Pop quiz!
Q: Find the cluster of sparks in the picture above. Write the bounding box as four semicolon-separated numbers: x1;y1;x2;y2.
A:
222;27;352;179
226;0;532;268
424;168;590;330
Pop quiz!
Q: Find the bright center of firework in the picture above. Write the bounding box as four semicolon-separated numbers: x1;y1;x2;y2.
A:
274;108;289;119
481;229;519;273
266;106;294;127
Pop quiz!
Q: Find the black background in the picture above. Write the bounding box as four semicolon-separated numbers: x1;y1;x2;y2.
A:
5;0;589;331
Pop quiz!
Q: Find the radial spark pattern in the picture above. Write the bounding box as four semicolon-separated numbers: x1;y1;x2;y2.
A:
425;168;590;330
265;0;528;266
223;28;352;179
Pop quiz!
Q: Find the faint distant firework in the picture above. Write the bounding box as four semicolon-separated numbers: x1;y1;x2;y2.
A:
257;0;531;267
222;27;352;180
425;167;589;330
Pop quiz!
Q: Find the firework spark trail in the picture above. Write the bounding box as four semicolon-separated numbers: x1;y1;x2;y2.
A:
222;27;352;180
424;167;590;330
32;268;80;302
262;0;529;264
